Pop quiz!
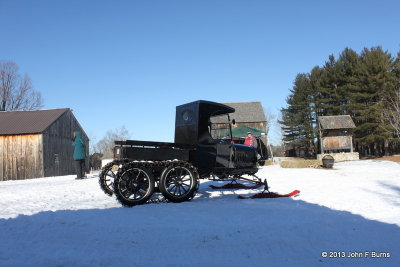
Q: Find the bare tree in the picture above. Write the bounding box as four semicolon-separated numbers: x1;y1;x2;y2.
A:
88;132;98;155
0;60;43;111
263;107;279;160
263;107;276;136
381;86;400;139
265;108;284;146
94;126;131;158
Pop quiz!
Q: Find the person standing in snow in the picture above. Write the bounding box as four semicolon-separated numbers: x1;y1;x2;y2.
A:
244;131;257;149
72;131;86;179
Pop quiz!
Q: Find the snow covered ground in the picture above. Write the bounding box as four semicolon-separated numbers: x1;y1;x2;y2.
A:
0;160;399;266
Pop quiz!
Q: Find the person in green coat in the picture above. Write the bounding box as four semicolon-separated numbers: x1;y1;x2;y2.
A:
72;131;86;179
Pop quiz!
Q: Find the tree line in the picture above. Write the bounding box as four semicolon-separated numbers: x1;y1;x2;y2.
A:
280;47;400;157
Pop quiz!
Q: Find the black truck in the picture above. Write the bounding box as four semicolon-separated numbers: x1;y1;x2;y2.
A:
99;100;268;206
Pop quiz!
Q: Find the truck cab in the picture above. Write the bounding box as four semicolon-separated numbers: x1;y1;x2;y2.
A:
175;100;260;177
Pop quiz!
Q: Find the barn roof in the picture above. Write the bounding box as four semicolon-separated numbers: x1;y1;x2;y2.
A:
0;108;69;135
211;102;266;123
318;115;356;130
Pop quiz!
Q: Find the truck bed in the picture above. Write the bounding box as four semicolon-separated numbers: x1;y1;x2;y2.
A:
114;140;194;161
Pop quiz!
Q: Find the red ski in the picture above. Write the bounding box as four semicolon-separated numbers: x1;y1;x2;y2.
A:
238;190;300;199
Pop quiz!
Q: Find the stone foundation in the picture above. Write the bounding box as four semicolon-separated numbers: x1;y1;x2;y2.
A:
317;152;359;162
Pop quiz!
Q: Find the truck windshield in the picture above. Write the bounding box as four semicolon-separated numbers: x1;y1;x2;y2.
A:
209;114;232;141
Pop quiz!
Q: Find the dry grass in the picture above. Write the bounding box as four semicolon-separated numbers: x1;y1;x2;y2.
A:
277;155;400;168
258;160;273;167
280;159;322;168
264;160;273;166
367;155;400;163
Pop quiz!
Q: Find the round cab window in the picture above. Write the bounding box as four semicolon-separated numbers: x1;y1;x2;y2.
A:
182;110;192;122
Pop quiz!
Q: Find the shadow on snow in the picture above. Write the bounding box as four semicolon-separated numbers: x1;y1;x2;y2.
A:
0;193;399;267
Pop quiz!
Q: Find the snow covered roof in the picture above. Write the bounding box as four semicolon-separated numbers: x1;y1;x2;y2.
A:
0;108;69;135
210;102;266;123
318;115;356;130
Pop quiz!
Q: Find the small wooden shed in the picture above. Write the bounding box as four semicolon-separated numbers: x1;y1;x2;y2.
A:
0;108;89;181
318;115;356;153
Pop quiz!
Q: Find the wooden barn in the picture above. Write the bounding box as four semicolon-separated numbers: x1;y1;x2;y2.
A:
210;101;267;141
317;115;359;161
0;109;89;181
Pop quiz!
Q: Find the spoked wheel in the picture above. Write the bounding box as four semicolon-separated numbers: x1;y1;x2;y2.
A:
99;162;119;196
159;164;198;203
114;166;155;207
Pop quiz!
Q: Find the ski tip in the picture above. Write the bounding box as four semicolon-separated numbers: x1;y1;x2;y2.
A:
288;190;301;197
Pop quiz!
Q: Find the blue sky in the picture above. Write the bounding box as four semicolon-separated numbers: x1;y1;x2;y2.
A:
1;0;399;145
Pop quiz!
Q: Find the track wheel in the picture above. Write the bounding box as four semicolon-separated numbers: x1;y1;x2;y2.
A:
99;162;119;196
115;166;155;207
159;164;198;203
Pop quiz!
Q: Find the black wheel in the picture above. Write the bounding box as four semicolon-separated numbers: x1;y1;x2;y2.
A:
159;164;198;203
114;165;155;207
99;161;120;196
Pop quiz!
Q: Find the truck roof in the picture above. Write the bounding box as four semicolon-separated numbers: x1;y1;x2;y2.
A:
176;100;235;117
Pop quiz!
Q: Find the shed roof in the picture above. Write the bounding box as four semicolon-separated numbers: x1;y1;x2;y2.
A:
318;115;356;130
0;108;69;135
211;102;266;123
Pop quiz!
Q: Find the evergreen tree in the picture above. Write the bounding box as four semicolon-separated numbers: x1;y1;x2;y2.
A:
353;47;394;155
336;48;362;116
309;66;325;153
309;66;324;118
280;74;316;157
316;55;342;116
380;52;400;153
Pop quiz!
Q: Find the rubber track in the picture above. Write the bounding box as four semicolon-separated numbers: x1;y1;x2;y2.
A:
114;160;200;206
98;159;127;196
